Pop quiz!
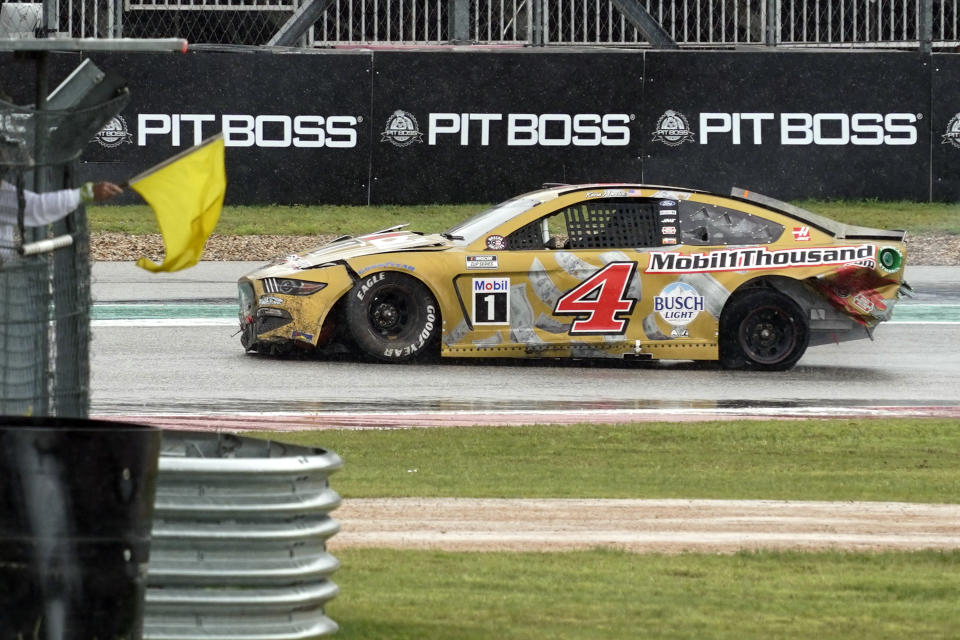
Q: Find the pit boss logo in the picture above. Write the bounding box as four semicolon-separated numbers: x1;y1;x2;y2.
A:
652;110;695;146
472;277;510;325
942;113;960;149
137;113;359;148
652;111;919;146
380;110;632;147
655;282;703;328
381;110;424;147
92;116;133;148
647;245;877;274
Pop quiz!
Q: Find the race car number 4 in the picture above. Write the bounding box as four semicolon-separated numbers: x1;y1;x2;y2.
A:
553;262;638;335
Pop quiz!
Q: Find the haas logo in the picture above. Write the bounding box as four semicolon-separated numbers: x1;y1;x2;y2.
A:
792;227;811;241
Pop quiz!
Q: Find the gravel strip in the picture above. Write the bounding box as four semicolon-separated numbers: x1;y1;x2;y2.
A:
90;232;960;265
90;232;337;263
330;497;960;553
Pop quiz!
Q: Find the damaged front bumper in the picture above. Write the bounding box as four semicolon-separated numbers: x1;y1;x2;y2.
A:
237;264;354;353
238;281;296;351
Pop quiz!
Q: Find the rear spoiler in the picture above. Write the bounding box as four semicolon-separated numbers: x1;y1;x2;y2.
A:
730;187;906;242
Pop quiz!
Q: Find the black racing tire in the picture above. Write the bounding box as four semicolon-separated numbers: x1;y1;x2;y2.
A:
345;272;440;363
719;288;809;371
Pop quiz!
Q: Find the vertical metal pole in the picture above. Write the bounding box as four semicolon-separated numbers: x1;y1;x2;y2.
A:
40;0;58;36
765;0;778;46
33;54;48;193
23;52;52;417
531;0;543;45
919;0;933;54
448;0;469;42
53;159;89;418
111;0;124;38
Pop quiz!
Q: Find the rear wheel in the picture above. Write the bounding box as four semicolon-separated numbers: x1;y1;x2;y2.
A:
345;272;440;363
719;288;809;371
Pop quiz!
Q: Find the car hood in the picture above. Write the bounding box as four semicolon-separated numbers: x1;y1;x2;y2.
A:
243;231;451;278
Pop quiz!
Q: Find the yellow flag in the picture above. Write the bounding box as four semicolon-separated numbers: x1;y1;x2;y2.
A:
129;134;226;272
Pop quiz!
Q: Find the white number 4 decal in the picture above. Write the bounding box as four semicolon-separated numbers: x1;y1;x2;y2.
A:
553;262;637;335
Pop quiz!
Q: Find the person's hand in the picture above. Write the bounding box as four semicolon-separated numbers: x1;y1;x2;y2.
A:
92;181;123;202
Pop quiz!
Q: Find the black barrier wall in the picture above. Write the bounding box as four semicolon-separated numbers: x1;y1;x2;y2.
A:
5;48;959;204
642;51;931;201
76;50;374;205
932;58;960;201
369;50;644;204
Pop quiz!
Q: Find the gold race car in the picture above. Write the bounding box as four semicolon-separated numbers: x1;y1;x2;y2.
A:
238;184;909;370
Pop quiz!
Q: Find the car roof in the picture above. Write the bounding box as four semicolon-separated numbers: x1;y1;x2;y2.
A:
545;183;708;198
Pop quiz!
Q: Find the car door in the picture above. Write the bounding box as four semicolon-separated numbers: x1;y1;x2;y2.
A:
496;195;662;357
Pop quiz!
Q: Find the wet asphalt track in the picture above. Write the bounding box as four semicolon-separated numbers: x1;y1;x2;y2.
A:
89;262;960;426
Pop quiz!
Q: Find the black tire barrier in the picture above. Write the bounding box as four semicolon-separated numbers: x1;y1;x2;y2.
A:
0;417;161;640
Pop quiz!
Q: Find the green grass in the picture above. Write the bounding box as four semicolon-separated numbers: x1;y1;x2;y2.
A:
88;200;960;236
275;419;960;503
329;549;960;639
270;419;960;637
295;419;960;638
794;200;960;234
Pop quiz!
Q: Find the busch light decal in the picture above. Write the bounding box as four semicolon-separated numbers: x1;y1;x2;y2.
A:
655;281;704;328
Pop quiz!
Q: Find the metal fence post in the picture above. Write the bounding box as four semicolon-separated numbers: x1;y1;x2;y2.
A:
531;0;543;46
448;0;470;43
919;0;933;54
28;52;52;417
40;0;58;36
765;0;778;47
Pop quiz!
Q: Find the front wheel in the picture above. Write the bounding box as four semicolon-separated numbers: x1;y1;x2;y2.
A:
345;272;440;363
719;288;809;371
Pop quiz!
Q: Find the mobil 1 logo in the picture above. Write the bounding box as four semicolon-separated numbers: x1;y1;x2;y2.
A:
472;277;510;325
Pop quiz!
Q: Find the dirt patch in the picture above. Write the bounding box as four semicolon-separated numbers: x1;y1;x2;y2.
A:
329;498;960;553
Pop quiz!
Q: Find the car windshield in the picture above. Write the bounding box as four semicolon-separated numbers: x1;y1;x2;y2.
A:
443;193;553;244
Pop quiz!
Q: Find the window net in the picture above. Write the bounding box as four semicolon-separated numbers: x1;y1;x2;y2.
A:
563;201;660;250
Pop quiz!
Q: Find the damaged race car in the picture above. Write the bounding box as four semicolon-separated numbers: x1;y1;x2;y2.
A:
237;184;909;370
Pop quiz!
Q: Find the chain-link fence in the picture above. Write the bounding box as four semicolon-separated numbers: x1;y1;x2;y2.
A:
777;0;954;47
0;94;127;417
1;0;956;48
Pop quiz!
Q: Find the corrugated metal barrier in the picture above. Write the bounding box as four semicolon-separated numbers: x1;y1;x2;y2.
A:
143;432;344;640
